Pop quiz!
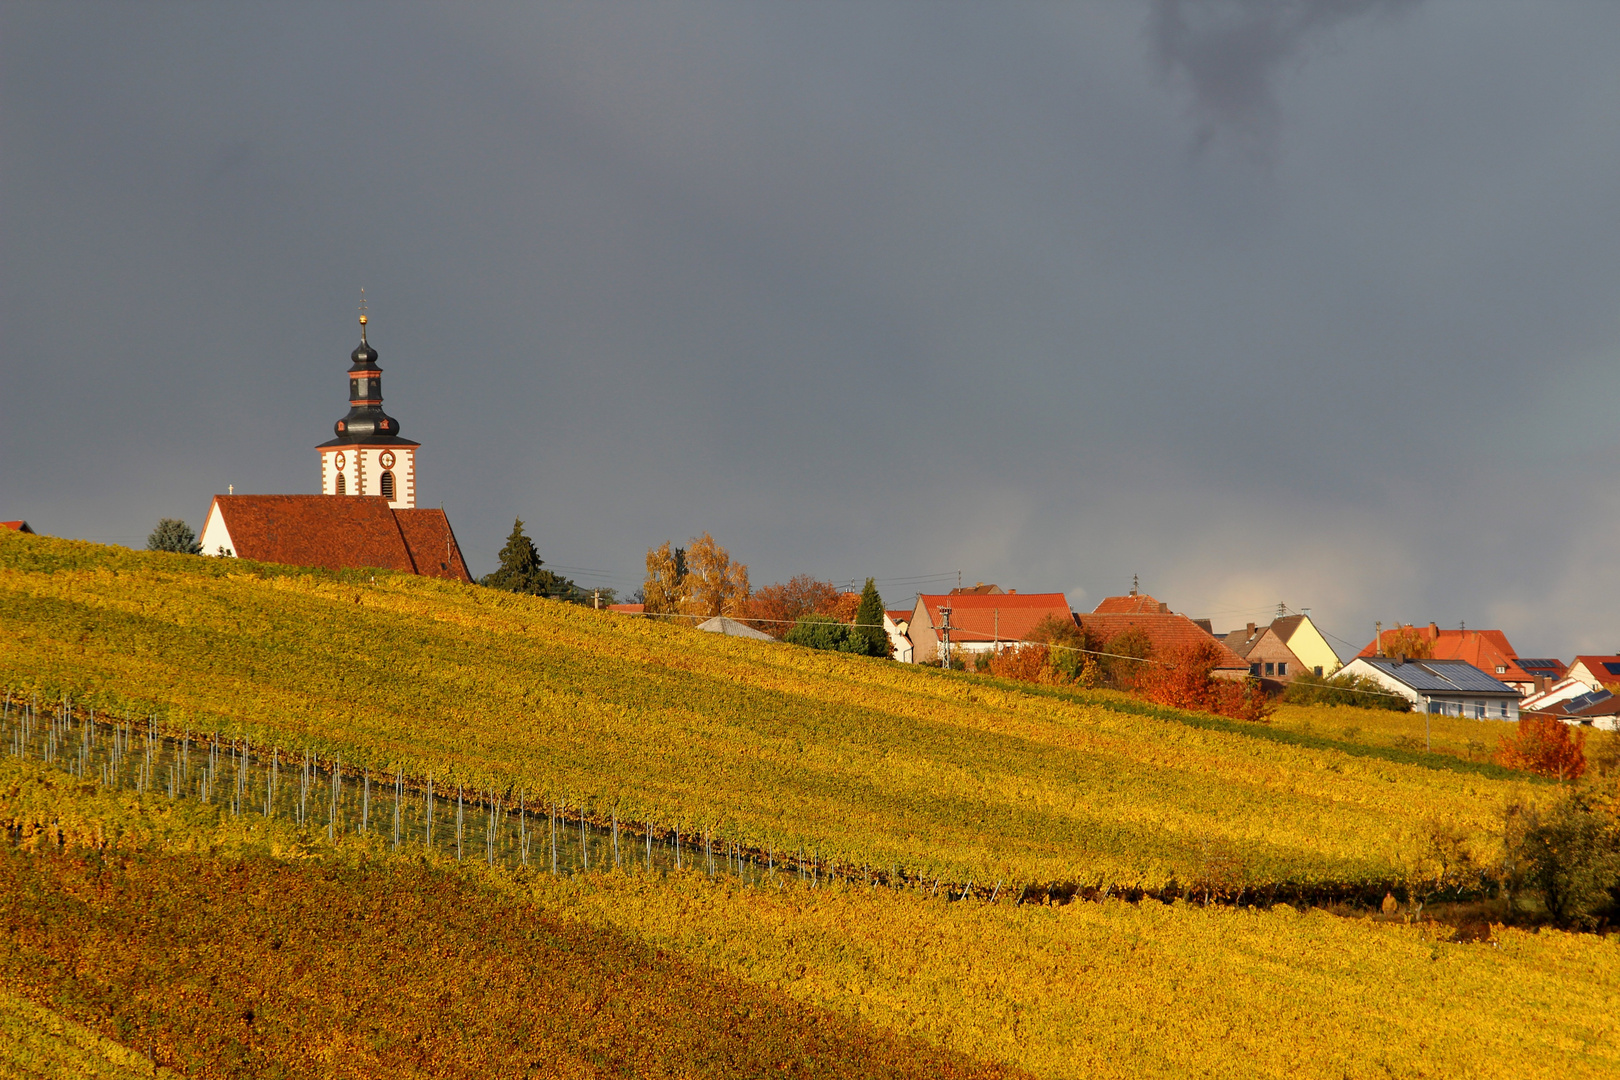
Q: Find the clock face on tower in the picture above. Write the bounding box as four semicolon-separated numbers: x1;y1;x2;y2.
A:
335;452;346;469
380;450;396;468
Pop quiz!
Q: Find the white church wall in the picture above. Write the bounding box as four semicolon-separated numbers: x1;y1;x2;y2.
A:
320;445;415;508
198;502;235;557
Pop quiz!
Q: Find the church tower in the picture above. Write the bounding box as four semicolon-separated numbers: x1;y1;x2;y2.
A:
317;308;419;508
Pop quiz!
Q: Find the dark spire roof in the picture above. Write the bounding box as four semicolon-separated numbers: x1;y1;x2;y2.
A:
320;311;418;448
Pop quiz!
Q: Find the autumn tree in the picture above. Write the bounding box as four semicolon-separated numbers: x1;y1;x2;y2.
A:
1496;715;1588;781
642;542;687;618
677;532;750;619
1377;624;1435;660
1026;614;1095;684
744;575;841;639
1138;640;1272;723
985;615;1096;687
1098;627;1154;690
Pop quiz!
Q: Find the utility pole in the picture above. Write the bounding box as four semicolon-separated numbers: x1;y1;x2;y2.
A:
940;605;953;669
1375;621;1383;657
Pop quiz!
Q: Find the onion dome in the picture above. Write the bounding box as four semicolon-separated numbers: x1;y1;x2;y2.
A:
331;312;405;442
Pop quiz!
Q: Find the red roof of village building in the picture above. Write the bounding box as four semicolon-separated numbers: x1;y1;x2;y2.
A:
1355;623;1533;684
1076;600;1249;672
1092;592;1171;614
206;495;471;582
1569;655;1620;688
1;521;34;533
913;592;1072;644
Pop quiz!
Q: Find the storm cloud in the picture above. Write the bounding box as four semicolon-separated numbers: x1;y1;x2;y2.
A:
4;2;1620;659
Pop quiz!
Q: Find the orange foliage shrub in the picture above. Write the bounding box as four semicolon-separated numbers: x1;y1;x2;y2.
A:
826;591;861;625
983;644;1072;686
1495;715;1587;781
744;575;842;639
1137;640;1272;723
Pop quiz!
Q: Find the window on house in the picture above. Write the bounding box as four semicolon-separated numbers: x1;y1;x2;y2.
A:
1496;665;1507;674
1277;662;1288;676
1264;662;1275;676
380;470;395;501
1250;664;1261;677
1313;666;1323;677
336;473;346;495
1474;702;1485;719
1499;701;1509;718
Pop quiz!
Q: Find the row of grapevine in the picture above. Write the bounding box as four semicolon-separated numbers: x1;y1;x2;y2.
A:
1;691;916;895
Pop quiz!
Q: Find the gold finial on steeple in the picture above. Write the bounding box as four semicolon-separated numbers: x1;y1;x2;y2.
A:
358;288;369;344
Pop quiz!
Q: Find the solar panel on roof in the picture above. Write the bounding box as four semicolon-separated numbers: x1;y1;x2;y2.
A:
1603;662;1620;676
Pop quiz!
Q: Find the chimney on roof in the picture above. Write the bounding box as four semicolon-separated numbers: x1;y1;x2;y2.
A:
1534;675;1547;694
1397;654;1407;666
1158;602;1168;613
1428;622;1439;636
1246;622;1256;637
1008;588;1016;594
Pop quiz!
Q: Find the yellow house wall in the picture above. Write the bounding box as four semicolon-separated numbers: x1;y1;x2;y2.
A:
1283;618;1342;677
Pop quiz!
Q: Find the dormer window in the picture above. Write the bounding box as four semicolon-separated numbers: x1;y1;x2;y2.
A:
1496;665;1507;674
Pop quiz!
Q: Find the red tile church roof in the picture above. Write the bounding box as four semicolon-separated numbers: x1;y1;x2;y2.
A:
206;495;470;582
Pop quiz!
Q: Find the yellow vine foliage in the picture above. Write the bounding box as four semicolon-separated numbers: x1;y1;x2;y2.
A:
3;759;1617;1080
0;532;1551;894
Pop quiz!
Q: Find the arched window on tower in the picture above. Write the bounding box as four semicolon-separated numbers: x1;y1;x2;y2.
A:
336;473;347;495
380;470;396;501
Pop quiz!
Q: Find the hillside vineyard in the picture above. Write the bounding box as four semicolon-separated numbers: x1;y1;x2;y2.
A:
0;532;1550;898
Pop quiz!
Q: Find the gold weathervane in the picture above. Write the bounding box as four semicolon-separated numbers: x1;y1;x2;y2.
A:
358;288;369;344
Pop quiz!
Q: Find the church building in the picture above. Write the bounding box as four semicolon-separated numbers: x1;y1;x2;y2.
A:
197;310;472;581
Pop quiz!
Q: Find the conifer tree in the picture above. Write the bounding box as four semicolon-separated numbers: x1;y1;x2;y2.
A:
481;519;573;597
852;577;891;658
147;518;200;554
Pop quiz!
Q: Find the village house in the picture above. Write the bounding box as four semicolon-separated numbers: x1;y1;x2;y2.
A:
1075;591;1250;681
884;609;914;663
1337;656;1520;719
1519;675;1620;729
1356;623;1548;697
906;591;1072;665
1564;655;1620;692
1219;613;1343;683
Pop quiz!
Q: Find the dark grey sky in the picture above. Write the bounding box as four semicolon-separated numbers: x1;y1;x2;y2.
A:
6;2;1620;658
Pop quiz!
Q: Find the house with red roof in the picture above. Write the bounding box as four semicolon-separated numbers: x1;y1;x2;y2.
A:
907;591;1072;665
1565;656;1620;692
1076;593;1250;681
884;609;914;663
1356;623;1550;696
1;521;34;534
